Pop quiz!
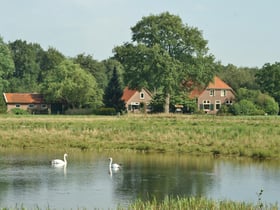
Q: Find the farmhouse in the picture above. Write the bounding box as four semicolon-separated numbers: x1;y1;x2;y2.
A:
3;93;49;114
122;87;152;113
190;76;235;114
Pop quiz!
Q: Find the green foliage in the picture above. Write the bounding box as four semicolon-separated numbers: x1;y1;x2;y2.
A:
103;67;125;112
231;99;263;115
8;40;43;92
149;93;165;113
256;93;279;115
114;12;216;113
234;88;279;115
38;47;65;82
40;60;103;109
93;107;116;115
128;195;278;210
218;64;259;91
74;53;108;91
9;108;30;115
256;62;280;106
0;37;15;93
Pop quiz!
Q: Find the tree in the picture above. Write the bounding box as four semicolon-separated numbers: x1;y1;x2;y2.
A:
73;54;107;91
256;62;280;107
232;88;279;115
0;37;14;91
41;59;103;109
218;64;259;91
8;40;43;92
38;47;65;83
114;12;216;113
103;67;125;113
0;37;15;112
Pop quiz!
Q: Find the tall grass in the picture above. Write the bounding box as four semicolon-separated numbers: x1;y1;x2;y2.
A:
125;196;278;210
0;114;280;159
1;196;278;210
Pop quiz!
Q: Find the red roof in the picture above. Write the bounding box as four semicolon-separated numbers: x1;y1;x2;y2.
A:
121;87;137;102
3;93;46;104
189;76;232;99
207;76;232;89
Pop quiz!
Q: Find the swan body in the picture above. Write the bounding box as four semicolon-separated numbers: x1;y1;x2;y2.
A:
109;157;121;170
51;153;68;167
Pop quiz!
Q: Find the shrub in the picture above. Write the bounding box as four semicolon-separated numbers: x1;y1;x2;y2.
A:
9;108;30;115
256;94;279;115
65;108;93;115
93;107;117;115
231;100;263;115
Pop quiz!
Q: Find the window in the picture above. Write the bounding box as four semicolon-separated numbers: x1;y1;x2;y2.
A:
41;104;47;108
140;92;145;99
225;100;233;105
203;100;211;110
28;104;34;108
215;100;221;110
210;89;215;96
15;104;20;108
221;90;226;97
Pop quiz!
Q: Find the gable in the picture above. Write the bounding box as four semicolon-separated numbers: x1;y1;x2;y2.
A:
3;93;46;104
122;87;152;102
121;87;137;102
189;76;234;99
207;76;232;90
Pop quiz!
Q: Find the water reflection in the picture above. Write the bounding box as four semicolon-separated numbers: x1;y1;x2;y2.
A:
0;150;279;209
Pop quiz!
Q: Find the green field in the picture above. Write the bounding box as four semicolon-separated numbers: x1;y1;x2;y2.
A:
0;114;279;159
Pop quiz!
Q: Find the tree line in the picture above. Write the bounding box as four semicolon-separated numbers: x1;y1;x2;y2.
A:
0;12;279;115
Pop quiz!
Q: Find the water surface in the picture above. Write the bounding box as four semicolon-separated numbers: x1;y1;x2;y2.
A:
0;150;279;209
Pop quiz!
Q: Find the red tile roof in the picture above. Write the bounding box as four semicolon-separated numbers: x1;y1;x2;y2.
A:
121;87;137;102
3;93;46;104
207;76;232;89
189;76;232;99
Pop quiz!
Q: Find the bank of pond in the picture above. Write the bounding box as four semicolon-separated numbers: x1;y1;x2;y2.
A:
0;114;280;159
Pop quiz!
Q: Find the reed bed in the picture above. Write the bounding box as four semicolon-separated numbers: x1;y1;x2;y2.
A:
0;114;279;159
125;196;278;210
2;196;277;210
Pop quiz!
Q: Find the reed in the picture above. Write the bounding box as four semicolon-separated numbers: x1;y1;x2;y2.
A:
125;196;278;210
0;114;280;159
1;196;278;210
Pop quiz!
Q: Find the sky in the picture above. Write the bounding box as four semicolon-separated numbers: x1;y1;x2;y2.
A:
1;0;279;68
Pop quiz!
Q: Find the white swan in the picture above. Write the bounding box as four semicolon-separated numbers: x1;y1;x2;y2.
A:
109;157;121;170
51;153;68;167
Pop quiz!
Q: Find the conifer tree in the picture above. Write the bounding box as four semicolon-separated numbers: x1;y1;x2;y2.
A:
103;67;125;113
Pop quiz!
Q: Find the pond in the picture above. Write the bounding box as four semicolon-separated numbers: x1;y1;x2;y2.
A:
0;150;279;209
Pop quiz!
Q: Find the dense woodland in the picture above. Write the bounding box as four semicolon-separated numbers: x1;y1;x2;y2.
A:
0;12;279;115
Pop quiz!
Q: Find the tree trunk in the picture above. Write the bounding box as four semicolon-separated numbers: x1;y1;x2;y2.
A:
164;93;170;114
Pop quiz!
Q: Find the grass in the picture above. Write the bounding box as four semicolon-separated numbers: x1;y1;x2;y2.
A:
1;196;278;210
124;196;278;210
0;114;280;159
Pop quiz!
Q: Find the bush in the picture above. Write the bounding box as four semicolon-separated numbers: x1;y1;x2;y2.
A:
256;94;279;115
93;107;117;115
65;108;93;115
231;100;263;115
9;108;30;115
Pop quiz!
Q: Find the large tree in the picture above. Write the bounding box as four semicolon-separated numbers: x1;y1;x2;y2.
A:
114;12;216;113
8;40;43;92
41;59;103;109
38;47;65;83
0;37;15;112
256;62;280;107
103;67;125;113
0;37;14;91
218;64;259;91
73;54;107;91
